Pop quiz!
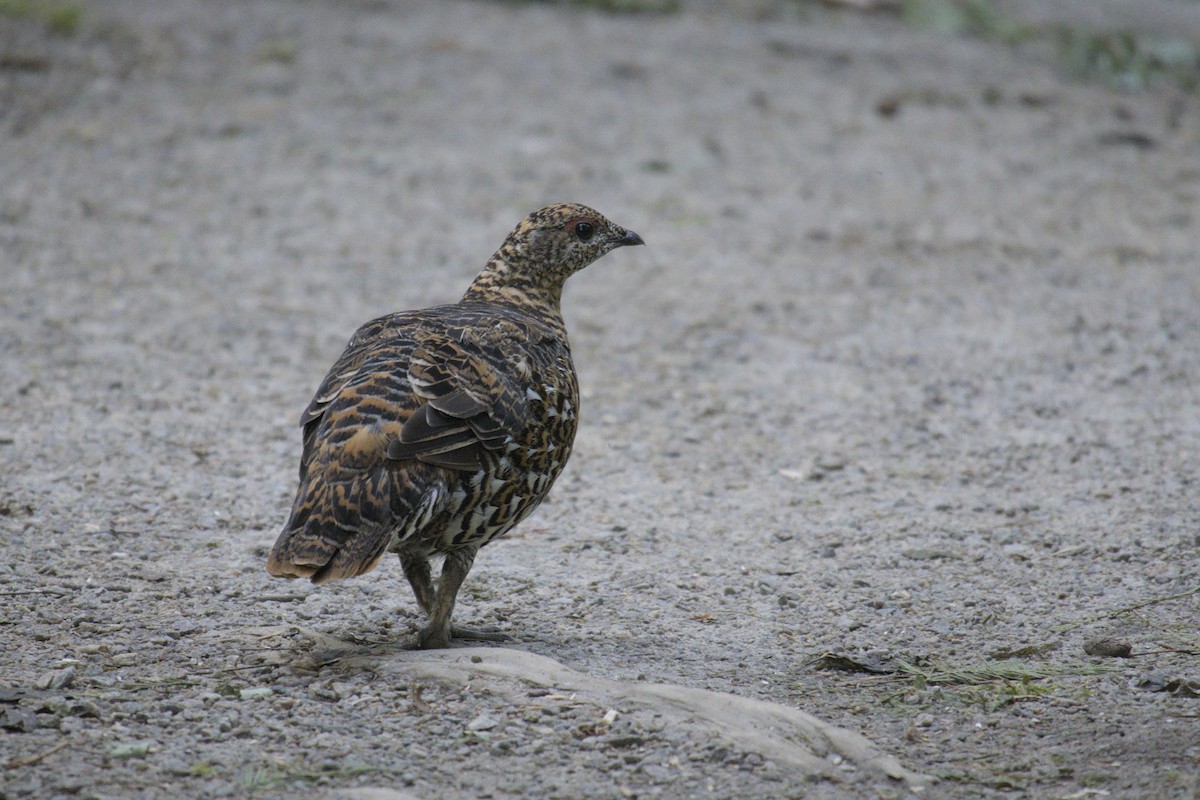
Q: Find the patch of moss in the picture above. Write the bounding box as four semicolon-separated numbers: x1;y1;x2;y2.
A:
0;0;82;36
899;0;1200;92
497;0;679;13
1056;27;1200;92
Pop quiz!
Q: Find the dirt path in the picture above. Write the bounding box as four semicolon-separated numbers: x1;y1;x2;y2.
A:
3;2;1198;798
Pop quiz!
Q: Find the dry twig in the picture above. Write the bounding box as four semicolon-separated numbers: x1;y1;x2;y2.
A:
4;738;71;770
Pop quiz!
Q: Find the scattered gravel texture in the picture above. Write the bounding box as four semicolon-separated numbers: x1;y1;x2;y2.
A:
3;1;1199;799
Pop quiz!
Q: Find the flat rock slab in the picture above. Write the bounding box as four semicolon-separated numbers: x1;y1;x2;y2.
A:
257;623;930;793
351;646;929;791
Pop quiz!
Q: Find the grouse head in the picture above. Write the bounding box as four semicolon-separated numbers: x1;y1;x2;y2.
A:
467;203;643;307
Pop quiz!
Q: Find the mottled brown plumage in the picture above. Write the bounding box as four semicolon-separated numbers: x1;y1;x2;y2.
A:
267;203;643;648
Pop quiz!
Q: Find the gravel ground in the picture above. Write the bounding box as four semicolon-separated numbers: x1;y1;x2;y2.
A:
2;1;1199;799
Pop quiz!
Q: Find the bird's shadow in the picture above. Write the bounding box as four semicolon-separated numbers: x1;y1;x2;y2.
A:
271;624;511;671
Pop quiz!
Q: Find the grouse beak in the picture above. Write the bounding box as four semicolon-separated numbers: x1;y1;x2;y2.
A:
615;229;645;247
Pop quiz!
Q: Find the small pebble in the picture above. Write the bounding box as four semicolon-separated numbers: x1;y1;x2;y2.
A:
1135;674;1170;692
160;757;191;776
640;764;673;782
109;740;153;759
1084;637;1132;658
36;666;76;690
467;714;499;732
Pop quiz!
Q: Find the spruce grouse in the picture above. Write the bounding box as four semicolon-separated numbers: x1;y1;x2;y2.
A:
267;203;644;648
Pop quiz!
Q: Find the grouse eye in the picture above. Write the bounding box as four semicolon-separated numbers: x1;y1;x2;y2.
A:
574;221;595;241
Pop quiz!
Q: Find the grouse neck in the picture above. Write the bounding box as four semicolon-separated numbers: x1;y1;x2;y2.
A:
461;255;568;328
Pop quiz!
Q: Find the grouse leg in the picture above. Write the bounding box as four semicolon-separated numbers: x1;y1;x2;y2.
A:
400;553;436;613
413;549;507;648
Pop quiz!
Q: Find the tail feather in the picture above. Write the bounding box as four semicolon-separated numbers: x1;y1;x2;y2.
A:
266;528;389;584
267;465;447;584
